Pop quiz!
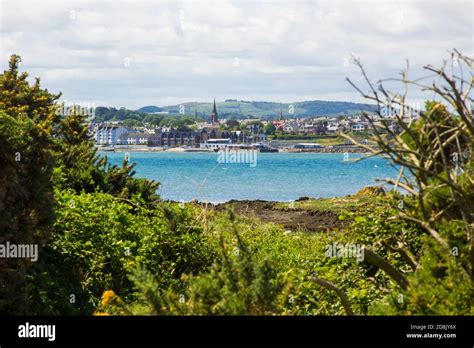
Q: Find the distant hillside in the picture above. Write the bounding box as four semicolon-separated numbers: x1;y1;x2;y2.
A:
137;105;163;113
138;100;377;119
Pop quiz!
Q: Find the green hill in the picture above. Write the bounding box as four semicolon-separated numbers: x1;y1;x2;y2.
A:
139;100;376;119
137;105;163;113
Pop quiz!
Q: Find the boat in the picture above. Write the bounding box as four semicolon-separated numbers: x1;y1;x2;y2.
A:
100;145;115;152
252;143;279;153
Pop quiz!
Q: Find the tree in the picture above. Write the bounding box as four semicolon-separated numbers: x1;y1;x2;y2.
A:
123;118;142;128
143;114;164;126
264;123;276;135
0;55;60;314
226;119;240;129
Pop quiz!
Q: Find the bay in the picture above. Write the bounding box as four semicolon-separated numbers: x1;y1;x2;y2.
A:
101;152;398;203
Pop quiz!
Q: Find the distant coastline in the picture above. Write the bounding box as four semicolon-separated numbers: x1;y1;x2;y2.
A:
98;145;371;154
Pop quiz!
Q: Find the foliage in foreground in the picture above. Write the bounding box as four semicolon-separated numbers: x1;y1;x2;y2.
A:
1;53;472;316
0;55;60;314
27;190;216;315
0;55;159;314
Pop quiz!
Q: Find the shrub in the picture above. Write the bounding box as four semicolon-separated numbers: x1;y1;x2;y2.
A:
27;192;216;314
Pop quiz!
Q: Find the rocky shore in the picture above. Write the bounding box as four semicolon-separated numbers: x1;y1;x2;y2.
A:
99;145;373;153
284;146;372;153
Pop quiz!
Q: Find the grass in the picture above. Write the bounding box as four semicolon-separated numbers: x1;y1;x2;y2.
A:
274;195;374;214
269;135;346;146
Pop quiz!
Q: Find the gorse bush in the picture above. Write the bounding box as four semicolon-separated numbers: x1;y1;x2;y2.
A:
104;211;286;315
173;212;285;315
28;191;216;314
0;56;59;314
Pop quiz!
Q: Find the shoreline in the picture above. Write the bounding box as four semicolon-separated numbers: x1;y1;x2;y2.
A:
162;188;383;232
98;146;372;154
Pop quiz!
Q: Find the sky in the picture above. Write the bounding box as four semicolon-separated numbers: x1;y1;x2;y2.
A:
0;0;472;109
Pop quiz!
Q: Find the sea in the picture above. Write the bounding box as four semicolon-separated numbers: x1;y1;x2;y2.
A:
101;151;398;203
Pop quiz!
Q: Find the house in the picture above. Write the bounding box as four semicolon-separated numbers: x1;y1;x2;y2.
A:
314;121;328;135
327;122;341;133
283;121;300;133
351;123;366;132
302;123;316;134
95;124;130;145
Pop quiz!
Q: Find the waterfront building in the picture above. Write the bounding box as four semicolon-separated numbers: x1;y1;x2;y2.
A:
94;124;130;145
102;119;245;148
200;138;232;150
162;131;198;147
118;132;160;145
118;130;198;147
294;143;323;149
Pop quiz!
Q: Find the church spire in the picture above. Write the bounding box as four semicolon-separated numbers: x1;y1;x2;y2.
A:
211;98;219;123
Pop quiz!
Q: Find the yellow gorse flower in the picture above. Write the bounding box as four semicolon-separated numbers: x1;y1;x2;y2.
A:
100;290;120;307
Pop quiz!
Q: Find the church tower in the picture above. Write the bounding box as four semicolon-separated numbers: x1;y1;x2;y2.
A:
211;99;219;123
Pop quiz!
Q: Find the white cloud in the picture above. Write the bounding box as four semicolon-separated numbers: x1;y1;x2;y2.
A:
0;0;472;109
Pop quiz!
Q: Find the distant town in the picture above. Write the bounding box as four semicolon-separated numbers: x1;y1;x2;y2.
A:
71;99;415;153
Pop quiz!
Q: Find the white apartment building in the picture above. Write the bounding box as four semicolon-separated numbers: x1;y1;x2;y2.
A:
94;124;130;145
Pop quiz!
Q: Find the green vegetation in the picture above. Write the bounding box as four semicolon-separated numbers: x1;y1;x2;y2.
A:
94;106;150;123
274;193;374;213
101;100;376;123
271;134;345;145
264;123;276;135
160;115;202;131
94;106;204;129
150;100;376;119
29;191;216;314
0;55;60;313
1;53;472;316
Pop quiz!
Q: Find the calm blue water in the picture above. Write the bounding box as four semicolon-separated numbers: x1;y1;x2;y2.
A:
101;152;397;203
